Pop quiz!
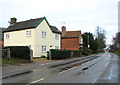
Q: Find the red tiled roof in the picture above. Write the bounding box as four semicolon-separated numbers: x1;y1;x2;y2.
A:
62;31;82;37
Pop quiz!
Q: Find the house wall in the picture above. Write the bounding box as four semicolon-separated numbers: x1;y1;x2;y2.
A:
61;38;79;50
34;19;61;57
4;28;35;56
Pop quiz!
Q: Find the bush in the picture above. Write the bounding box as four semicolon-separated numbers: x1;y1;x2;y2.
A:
72;50;82;57
41;55;46;58
50;49;82;60
82;48;93;56
3;46;30;60
50;49;71;60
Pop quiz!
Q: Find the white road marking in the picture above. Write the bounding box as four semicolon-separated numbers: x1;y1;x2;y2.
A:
59;67;76;74
31;78;45;83
105;62;109;68
93;78;98;83
41;64;45;65
46;63;50;65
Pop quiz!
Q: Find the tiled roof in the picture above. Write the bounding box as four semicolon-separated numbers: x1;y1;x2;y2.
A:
62;31;82;37
4;17;61;34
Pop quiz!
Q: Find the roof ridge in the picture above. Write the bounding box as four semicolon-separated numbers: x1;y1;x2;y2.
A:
15;17;44;24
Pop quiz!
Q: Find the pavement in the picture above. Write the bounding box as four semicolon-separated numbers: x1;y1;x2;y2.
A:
96;53;119;83
2;58;55;79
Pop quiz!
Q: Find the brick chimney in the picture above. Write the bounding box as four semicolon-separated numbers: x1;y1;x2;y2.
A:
10;17;17;24
62;26;66;32
61;26;66;36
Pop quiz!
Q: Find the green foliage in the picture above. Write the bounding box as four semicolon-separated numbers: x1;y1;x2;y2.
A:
82;48;93;56
41;55;46;58
82;32;98;53
50;49;82;60
1;58;31;65
3;46;30;60
72;50;82;57
50;49;71;60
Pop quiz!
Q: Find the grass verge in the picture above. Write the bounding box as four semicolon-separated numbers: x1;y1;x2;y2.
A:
0;58;31;65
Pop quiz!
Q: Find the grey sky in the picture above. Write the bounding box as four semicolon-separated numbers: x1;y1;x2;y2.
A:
0;0;119;45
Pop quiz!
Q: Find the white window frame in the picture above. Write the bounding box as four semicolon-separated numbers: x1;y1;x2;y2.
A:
6;33;10;39
55;46;59;49
26;30;32;36
42;46;46;52
79;37;83;44
42;31;46;38
55;34;59;40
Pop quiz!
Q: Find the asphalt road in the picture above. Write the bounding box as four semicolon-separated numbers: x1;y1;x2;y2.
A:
2;53;118;84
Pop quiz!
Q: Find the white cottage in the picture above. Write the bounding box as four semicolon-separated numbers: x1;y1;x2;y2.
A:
3;17;61;57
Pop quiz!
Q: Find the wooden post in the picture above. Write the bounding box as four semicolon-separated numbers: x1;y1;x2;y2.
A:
30;50;33;61
49;50;51;60
71;52;73;58
7;48;10;59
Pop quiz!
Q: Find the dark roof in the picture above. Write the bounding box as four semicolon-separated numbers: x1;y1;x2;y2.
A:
4;18;43;32
50;25;61;34
4;17;61;34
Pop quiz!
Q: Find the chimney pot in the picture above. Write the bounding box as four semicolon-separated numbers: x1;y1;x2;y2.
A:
10;17;17;24
62;26;66;32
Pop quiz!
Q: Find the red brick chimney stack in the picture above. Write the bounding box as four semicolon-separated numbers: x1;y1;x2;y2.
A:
62;26;66;32
62;26;66;36
10;17;17;24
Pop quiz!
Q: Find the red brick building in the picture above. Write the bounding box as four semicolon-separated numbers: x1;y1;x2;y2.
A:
61;26;83;50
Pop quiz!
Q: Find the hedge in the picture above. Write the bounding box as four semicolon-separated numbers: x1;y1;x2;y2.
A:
82;48;93;56
50;49;82;60
3;46;30;60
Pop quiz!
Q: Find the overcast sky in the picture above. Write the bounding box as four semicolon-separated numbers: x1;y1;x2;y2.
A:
0;0;119;45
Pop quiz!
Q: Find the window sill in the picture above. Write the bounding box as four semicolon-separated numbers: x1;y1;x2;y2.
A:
41;51;47;53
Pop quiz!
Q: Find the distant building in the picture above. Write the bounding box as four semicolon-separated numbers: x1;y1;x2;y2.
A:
61;26;83;50
3;17;61;57
0;27;6;48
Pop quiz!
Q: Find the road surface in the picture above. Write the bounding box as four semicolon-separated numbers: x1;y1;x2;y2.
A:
2;53;119;84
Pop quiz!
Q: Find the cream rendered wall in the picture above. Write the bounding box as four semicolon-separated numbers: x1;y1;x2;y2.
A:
34;19;61;57
4;29;36;56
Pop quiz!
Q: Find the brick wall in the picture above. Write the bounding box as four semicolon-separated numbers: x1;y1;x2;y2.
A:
61;38;79;50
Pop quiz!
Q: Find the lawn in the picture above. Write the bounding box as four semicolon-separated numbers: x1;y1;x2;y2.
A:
0;58;31;65
114;52;120;56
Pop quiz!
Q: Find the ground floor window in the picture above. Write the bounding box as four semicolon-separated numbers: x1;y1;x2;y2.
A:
55;46;59;49
42;46;46;52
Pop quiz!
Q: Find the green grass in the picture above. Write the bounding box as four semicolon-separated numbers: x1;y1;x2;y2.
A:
0;58;31;65
114;52;120;56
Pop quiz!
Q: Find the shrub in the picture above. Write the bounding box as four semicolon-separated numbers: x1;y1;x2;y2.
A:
3;46;30;60
41;55;46;58
50;49;71;60
72;50;82;57
82;48;93;56
50;49;82;60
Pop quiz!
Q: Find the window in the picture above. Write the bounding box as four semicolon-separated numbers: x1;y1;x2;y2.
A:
26;30;32;36
6;33;9;38
55;34;59;39
42;46;46;52
42;31;46;37
79;37;83;44
55;46;59;49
